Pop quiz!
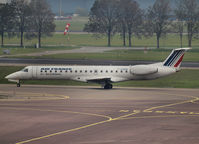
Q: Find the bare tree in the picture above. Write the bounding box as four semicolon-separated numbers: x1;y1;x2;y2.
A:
172;21;184;48
123;0;143;47
117;0;129;47
84;0;119;47
147;0;170;49
0;3;15;47
28;0;55;48
12;0;31;47
176;0;199;47
174;0;186;48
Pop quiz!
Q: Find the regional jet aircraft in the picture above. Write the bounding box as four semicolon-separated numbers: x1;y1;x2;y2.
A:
5;48;190;89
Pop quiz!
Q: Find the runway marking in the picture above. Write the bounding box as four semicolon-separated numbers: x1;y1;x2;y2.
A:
155;111;164;113
1;107;112;120
119;109;199;115
143;110;153;113
180;112;188;114
191;101;199;104
14;109;138;144
14;90;199;144
11;107;113;144
143;92;199;113
0;90;69;101
133;110;141;113
118;92;199;121
117;114;199;121
119;110;129;113
166;111;177;114
16;119;112;144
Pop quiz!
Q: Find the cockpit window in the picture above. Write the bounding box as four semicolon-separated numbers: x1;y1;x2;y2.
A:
21;68;28;72
24;69;28;72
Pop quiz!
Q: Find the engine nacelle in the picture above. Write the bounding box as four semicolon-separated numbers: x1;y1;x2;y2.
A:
131;65;158;75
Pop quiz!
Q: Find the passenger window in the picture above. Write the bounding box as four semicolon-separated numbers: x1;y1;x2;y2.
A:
90;70;92;73
111;70;113;73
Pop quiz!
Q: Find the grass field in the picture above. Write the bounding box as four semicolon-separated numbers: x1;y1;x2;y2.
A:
55;17;88;32
1;66;199;88
0;46;78;55
2;33;199;48
1;32;199;62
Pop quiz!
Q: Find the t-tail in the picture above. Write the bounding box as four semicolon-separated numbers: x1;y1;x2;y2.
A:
163;48;191;71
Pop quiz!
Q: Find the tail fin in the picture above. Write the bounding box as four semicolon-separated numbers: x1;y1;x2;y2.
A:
163;48;190;69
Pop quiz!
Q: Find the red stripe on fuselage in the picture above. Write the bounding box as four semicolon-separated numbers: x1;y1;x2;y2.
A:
174;54;184;67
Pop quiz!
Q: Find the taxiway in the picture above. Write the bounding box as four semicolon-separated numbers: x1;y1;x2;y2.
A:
0;85;199;144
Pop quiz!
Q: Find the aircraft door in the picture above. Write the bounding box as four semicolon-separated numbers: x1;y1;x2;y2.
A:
32;66;37;79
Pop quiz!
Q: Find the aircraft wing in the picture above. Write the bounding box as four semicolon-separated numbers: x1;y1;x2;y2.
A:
87;77;111;84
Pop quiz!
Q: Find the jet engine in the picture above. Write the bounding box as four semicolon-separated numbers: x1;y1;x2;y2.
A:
131;65;158;75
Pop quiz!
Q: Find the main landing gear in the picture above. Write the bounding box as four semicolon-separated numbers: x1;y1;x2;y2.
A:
17;80;21;87
17;83;21;87
104;83;113;89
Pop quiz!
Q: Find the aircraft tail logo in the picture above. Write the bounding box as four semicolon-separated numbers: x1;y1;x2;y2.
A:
163;48;190;68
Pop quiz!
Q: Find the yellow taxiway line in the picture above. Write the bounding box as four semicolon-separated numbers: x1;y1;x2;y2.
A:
10;90;199;144
1;107;112;120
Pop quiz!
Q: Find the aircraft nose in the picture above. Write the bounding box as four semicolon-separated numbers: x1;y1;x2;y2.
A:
5;73;17;79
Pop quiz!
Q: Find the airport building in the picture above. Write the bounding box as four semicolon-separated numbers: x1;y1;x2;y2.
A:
0;0;31;3
0;0;11;3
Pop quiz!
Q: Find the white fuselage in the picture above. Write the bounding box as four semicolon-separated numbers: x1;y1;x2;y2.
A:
7;64;176;83
5;48;189;89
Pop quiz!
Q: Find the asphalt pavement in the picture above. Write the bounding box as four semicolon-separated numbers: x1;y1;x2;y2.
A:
1;85;199;144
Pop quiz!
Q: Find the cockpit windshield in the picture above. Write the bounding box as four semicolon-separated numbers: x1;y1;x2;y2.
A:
21;68;28;72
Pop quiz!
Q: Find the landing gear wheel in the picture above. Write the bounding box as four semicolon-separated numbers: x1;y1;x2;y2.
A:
17;83;21;87
104;84;113;89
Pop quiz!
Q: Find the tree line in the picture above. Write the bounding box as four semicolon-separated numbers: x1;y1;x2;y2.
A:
84;0;199;48
0;0;55;48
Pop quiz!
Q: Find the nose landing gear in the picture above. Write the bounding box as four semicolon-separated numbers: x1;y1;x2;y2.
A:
104;83;113;89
